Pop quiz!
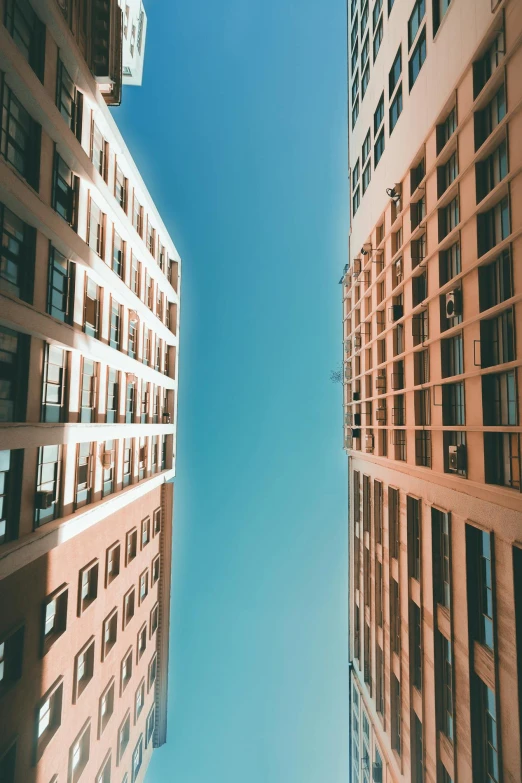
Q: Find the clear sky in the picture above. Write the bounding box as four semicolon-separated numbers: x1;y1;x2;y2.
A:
113;1;349;781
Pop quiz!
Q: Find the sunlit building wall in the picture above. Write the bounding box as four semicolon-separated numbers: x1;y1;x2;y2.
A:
344;0;522;781
0;1;180;781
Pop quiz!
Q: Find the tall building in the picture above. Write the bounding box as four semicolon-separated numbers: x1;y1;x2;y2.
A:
121;0;147;87
0;1;180;782
344;0;522;781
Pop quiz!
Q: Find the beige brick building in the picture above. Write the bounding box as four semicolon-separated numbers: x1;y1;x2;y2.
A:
344;0;522;781
0;1;180;781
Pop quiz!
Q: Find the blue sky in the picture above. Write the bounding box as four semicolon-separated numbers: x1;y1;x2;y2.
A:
114;1;349;780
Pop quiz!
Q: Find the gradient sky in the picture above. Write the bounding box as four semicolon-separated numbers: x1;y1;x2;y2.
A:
113;1;349;781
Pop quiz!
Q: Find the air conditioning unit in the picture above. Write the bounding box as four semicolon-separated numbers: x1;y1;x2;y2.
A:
395;257;403;282
365;434;374;453
35;490;54;509
353;258;362;275
445;289;462;319
354;334;362;350
372;763;383;783
129;310;139;323
344;339;351;355
101;450;115;469
376;374;386;391
390;304;404;321
376;407;387;423
448;444;466;473
345;413;352;426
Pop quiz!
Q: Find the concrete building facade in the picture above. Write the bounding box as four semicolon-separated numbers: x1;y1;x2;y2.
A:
344;0;522;781
0;1;179;781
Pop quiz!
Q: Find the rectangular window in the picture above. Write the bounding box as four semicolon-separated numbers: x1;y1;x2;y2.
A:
4;0;45;80
42;585;68;656
0;450;21;545
0;202;36;302
147;220;156;257
102;608;118;660
478;249;512;312
373;15;383;61
474;82;506;150
388;487;399;558
437;151;459;197
433;0;452;35
47;246;74;323
482;371;517;426
477;196;510;256
410;601;422;691
442;381;465;425
150;603;159;636
374;128;384;167
90;120;107;181
118;711;131;763
415;430;431;468
407;496;421;580
439;241;460;285
0;624;24;692
87;199;105;257
408;0;425;49
441;332;463;377
362;162;371;194
35;445;61;526
102;439;115;498
41;344;67;423
109;300;121;349
133;194;143;237
128;320;137;359
52;150;76;225
69;719;90;782
413;715;424;783
56;60;83;141
130;253;139;295
123;438;132;486
124;587;136;627
438;632;454;739
389;47;402;97
480;308;515;368
473;27;505;99
146;704;156;747
391;674;401;754
114;163;128;212
148;652;158;691
432;510;451;609
390;578;400;653
126;527;137;565
0;76;41;189
111;230;125;278
75;442;92;509
80;359;97;423
476;138;508;203
106;368;118;423
436;105;457;154
74;637;95;701
409;26;426;90
467;526;495;649
438;196;459;240
389;85;403;133
132;735;143;782
484;432;521;489
36;678;63;759
135;678;145;721
105;542;120;586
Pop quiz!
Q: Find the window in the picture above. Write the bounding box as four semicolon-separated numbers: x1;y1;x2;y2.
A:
474;82;506;150
442;382;465;425
0;624;24;693
479;249;512;312
473;27;505;99
375;560;383;627
111;230;125;278
413;715;424;783
438;633;453;739
90;121;107;180
0;76;41;189
131;736;143;783
4;0;45;80
372;0;383;29
361;56;370;97
78;560;98;615
0;740;16;782
443;430;467;476
42;585;67;655
118;711;131;763
128;319;137;359
126;528;138;565
108;300;121;350
411;196;426;231
484;432;521;489
415;430;431;468
374;128;385;167
150;603;159;637
439;241;460;285
467;526;495;649
438;196;459;240
412;271;427;307
47;246;74;323
41;345;67;424
83;277;100;337
146;704;156;747
68;720;90;783
437;150;458;197
482;371;517;426
106;542;121;586
102;443;114;499
115;164;128;212
102;608;118;660
432;510;451;609
96;751;111;783
133;194;143;237
436;106;457;154
479;682;499;782
441;332;463;377
56;60;83;141
106;368;118;423
480;308;515;368
391;674;401;754
0;202;36;302
410;601;422;691
139;570;149;604
123;438;133;486
80;359;97;422
34;445;61;526
476;138;508;202
135;679;145;721
433;0;451;35
87;199;105;257
130;253;139;295
120;648;133;695
408;0;425;49
148;652;158;691
352;186;360;216
389;86;403;133
373;15;383;61
52;151;76;225
124;587;136;628
351;94;359;129
141;516;150;548
362;162;371;194
98;678;115;737
389;47;401;97
137;623;147;661
390;578;400;653
147;220;156;257
152;555;160;586
407;496;421;580
143;327;150;366
388;487;399;558
73;637;95;701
